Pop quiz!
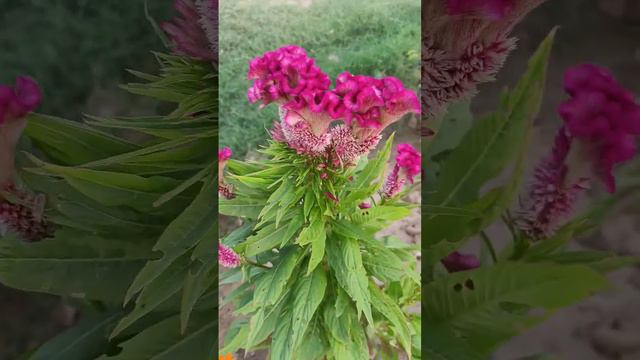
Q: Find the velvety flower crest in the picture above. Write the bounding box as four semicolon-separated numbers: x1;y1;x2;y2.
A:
558;63;640;192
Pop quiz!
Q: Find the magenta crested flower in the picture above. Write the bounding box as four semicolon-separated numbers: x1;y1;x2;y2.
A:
218;242;241;268
218;147;235;200
1;76;42;186
558;63;640;193
162;0;216;61
358;202;371;209
382;143;421;199
441;251;481;273
515;128;589;239
0;76;42;125
334;72;420;139
446;0;514;20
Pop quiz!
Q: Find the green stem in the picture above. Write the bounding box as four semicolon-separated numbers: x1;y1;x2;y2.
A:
480;231;498;264
244;259;270;269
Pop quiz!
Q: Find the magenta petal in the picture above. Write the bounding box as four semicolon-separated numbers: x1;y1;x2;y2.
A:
441;251;481;273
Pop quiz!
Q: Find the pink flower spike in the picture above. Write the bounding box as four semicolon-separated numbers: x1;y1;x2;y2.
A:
396;143;421;183
218;242;241;268
358;202;371;209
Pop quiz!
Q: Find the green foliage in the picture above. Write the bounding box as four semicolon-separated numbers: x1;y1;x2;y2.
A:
220;136;421;359
0;0;173;117
219;0;420;156
422;29;640;359
2;39;217;359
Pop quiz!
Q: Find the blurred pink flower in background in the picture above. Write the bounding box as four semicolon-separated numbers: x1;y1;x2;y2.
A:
559;63;640;193
218;147;235;199
162;0;217;61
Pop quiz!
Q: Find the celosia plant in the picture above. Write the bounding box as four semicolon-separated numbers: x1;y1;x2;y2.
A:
219;45;421;359
423;2;640;358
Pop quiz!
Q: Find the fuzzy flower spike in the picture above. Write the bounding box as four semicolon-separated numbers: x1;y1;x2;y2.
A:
382;143;421;199
248;45;340;156
423;0;547;115
162;0;217;61
218;241;241;268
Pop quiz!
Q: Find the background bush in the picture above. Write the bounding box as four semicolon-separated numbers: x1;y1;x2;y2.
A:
219;0;421;157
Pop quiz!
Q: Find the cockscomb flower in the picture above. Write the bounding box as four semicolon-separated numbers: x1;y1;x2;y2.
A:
162;0;216;61
328;124;381;166
382;144;421;199
1;76;42;186
277;107;332;156
558;63;640;193
0;184;54;242
441;251;481;273
515;128;589;239
218;147;235;199
218;242;241;268
334;72;420;140
423;0;546;115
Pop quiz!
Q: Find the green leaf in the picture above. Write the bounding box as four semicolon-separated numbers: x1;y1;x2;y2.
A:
29;311;122;360
219;196;265;219
424;262;607;357
100;311;215;360
124;174;217;303
327;235;373;326
253;248;302;308
369;282;412;358
290;266;327;352
0;231;151;302
24;113;139;166
180;261;215;333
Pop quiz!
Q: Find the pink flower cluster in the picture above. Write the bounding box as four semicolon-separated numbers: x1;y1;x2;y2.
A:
382;143;421;199
218;242;241;268
446;0;514;20
218;147;235;199
247;45;332;111
559;63;640;193
247;45;420;165
0;76;42;125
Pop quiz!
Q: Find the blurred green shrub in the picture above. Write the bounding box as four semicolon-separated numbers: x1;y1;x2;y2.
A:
0;0;173;117
220;0;421;157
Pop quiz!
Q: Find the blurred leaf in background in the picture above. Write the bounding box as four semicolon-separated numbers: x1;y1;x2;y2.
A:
219;0;421;157
0;0;173;118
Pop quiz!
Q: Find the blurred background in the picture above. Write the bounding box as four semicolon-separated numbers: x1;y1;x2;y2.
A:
472;0;640;359
0;1;172;358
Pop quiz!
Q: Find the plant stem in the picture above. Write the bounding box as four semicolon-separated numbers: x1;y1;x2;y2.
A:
480;231;498;264
244;259;270;269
